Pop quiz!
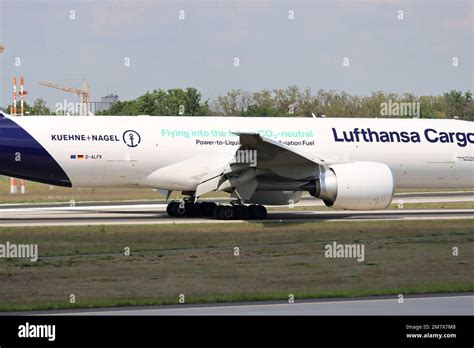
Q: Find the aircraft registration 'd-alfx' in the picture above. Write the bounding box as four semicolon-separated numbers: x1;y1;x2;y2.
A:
0;112;473;219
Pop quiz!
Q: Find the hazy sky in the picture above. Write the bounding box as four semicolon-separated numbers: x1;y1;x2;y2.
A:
0;0;472;109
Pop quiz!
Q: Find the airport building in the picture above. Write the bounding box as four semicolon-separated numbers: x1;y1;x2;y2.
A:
93;93;119;112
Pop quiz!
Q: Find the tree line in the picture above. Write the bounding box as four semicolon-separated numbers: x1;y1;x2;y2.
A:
4;87;473;120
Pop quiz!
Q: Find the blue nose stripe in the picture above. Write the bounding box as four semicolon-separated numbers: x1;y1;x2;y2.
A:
0;113;71;187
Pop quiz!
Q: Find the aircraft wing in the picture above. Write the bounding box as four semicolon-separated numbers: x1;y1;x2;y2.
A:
195;132;326;199
235;132;326;166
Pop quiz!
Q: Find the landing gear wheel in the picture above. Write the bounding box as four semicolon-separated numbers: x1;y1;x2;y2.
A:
234;205;251;220
250;204;267;219
166;201;179;217
213;205;222;219
201;202;217;217
219;205;236;220
194;202;203;217
189;202;202;217
175;202;187;217
185;202;202;217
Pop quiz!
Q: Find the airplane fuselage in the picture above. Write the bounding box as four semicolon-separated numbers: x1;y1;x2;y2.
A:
0;114;473;191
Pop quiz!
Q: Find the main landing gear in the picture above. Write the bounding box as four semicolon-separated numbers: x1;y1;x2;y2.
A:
166;201;267;220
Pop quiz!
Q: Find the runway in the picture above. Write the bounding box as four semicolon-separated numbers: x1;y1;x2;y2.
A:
0;192;472;227
1;190;473;210
0;205;473;227
6;293;473;316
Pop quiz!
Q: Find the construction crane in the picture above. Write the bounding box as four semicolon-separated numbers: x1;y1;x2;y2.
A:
39;79;90;116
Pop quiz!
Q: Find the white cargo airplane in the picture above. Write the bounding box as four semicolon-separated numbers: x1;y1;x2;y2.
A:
0;112;473;219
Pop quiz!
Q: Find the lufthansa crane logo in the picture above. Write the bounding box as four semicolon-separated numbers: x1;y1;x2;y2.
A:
123;130;141;148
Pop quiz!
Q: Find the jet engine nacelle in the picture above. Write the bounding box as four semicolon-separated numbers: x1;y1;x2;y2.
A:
309;161;395;210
